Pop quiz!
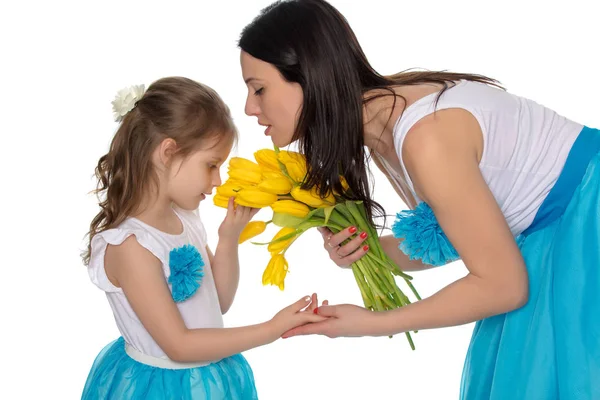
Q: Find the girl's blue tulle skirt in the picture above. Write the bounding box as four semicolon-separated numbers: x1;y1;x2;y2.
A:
81;337;258;399
460;126;600;399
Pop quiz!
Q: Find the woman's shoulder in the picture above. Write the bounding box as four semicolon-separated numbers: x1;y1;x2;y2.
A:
404;106;482;164
402;107;483;198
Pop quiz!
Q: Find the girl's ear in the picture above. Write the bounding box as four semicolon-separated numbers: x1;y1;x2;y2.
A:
158;138;178;167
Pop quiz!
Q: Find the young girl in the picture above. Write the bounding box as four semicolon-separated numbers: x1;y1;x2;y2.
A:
81;77;325;399
239;0;599;399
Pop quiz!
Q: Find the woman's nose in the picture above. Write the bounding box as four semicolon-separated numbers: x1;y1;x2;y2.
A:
244;95;260;117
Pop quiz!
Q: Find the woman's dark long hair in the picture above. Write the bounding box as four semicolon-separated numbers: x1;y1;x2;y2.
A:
239;0;500;223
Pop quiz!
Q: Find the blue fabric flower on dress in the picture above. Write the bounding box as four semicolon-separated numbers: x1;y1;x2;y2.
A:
168;244;204;302
391;202;459;266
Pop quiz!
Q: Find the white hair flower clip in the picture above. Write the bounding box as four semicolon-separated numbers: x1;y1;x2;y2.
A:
111;84;146;122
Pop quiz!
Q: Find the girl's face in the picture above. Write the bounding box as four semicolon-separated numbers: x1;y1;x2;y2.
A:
165;135;232;211
241;51;304;148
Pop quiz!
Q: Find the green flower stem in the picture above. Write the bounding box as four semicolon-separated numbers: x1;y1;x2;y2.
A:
356;259;395;309
329;208;353;227
384;272;416;310
403;278;422;301
364;252;413;280
366;265;398;309
352;265;373;309
251;230;298;246
329;206;382;263
355;202;382;247
370;265;400;304
297;219;332;232
355;260;379;301
381;269;410;306
356;266;375;309
361;232;383;260
345;202;384;259
405;332;416;350
324;223;345;232
372;294;384;311
303;216;345;234
354;203;416;298
381;253;423;301
335;205;381;255
364;262;417;349
355;203;383;247
327;209;365;249
333;203;354;223
267;199;420;349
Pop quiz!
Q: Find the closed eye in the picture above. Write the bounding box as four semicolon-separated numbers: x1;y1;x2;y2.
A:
254;88;264;96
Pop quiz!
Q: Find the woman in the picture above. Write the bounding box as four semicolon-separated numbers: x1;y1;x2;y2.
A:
239;0;599;398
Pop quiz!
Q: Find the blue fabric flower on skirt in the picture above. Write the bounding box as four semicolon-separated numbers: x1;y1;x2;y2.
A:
392;202;459;266
168;244;204;302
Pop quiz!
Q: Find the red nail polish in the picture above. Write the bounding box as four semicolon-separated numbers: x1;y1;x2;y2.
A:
360;232;367;239
349;226;357;234
313;307;319;314
363;245;369;251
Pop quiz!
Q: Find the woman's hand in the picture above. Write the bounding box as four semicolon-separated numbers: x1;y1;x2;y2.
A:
282;303;383;338
269;293;330;336
318;226;369;269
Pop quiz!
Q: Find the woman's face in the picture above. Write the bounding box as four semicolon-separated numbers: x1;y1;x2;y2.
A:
241;51;304;148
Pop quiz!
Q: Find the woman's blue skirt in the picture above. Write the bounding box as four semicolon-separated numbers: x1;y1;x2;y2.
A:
460;126;600;399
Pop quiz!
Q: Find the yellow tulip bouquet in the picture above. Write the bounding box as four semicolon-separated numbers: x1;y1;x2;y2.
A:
214;148;420;348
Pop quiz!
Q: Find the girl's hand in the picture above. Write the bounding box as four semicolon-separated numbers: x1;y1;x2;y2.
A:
282;303;381;339
318;226;369;269
218;197;259;241
269;294;329;336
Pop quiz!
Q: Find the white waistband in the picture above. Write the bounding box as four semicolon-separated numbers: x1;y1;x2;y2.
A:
125;342;216;370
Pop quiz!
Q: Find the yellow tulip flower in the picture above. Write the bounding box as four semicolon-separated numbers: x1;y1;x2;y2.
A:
290;186;334;208
271;200;310;218
228;169;263;185
258;176;293;195
216;180;246;198
239;221;267;244
234;198;260;208
261;169;286;180
236;188;278;208
290;186;324;207
322;188;336;204
262;254;289;290
278;150;307;183
228;157;262;174
340;176;350;192
254;149;280;171
267;227;297;253
333;176;350;196
213;194;231;208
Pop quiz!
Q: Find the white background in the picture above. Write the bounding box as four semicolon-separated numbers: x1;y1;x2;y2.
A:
2;0;598;399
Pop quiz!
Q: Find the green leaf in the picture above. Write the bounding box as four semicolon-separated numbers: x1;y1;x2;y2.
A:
272;212;306;228
333;204;354;226
306;207;324;219
297;219;328;231
323;205;335;225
